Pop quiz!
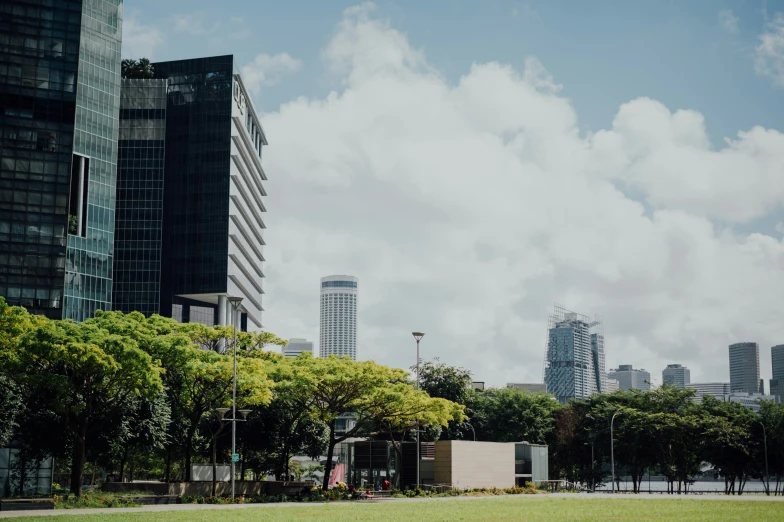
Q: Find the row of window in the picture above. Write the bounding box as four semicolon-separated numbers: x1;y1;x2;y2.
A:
321;281;358;289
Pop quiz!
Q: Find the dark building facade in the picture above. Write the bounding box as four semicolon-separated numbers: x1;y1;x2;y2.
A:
111;78;167;315
111;55;267;329
0;0;123;320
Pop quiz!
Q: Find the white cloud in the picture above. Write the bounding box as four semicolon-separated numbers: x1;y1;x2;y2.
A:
718;10;739;34
261;4;784;387
122;13;164;59
755;13;784;86
776;222;784;235
241;53;303;95
172;12;220;35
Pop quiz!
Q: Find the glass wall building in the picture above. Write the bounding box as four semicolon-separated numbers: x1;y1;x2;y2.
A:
320;275;358;359
770;344;784;404
111;78;167;315
141;55;267;329
544;307;602;404
729;342;762;394
0;0;123;320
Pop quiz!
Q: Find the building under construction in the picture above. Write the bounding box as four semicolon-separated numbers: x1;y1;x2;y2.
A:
543;304;606;404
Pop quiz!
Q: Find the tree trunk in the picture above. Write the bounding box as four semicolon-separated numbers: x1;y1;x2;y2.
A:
184;427;196;482
129;457;136;483
322;426;336;491
211;436;218;497
164;446;172;483
119;447;128;482
69;422;88;497
16;453;27;496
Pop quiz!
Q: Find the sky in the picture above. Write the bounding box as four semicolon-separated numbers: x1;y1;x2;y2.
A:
122;1;784;388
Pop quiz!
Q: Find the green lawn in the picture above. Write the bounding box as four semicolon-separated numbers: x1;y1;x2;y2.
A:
7;496;784;522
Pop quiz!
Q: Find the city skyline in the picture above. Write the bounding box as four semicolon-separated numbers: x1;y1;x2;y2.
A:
3;1;784;388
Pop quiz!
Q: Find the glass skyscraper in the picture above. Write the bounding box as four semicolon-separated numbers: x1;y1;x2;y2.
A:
0;0;123;320
544;306;605;404
112;56;268;329
728;342;762;394
770;344;784;404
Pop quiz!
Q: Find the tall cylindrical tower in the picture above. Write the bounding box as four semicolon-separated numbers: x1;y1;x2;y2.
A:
319;275;358;360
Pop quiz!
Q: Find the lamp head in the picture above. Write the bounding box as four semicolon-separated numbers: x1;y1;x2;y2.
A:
227;296;244;310
412;332;425;341
216;408;230;419
238;409;252;419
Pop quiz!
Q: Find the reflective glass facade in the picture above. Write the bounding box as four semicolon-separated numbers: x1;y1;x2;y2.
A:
0;0;122;320
63;0;122;321
146;55;268;330
112;79;166;315
544;309;600;404
153;56;234;318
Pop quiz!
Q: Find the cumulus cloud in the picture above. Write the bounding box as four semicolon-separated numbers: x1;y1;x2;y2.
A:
718;10;739;34
241;53;303;95
122;13;165;59
261;4;784;386
755;13;784;86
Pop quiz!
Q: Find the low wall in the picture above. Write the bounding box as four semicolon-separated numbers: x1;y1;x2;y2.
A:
103;481;313;497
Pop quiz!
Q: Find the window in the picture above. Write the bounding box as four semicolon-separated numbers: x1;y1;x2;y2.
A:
68;154;89;237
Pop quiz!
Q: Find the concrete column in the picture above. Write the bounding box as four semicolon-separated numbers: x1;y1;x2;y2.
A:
218;295;228;326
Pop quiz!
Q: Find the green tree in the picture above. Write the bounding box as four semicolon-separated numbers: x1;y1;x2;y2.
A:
472;387;560;444
280;356;462;490
369;381;465;487
9;319;163;496
121;58;154;79
414;359;475;440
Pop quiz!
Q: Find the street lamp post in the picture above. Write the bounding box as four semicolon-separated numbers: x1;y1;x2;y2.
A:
610;411;620;494
759;421;770;496
412;332;424;490
584;442;594;492
215;407;252;498
227;296;243;501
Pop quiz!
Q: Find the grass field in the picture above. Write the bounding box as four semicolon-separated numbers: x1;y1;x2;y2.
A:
5;496;784;522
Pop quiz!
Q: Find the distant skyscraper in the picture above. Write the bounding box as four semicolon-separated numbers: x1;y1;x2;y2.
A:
284;338;313;358
662;364;691;389
608;365;651;391
729;342;762;393
591;332;607;394
319;275;358;359
770;344;784;404
544;305;604;404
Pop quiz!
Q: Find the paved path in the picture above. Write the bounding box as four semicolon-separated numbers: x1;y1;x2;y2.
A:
1;492;782;518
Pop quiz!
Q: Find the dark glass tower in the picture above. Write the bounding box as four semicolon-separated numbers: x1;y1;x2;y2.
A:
0;0;123;320
111;55;267;329
112;79;167;315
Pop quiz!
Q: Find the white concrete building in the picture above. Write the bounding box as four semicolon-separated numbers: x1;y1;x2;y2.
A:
284;338;313;358
687;382;732;403
662;364;691;389
319;275;358;359
608;365;651;391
